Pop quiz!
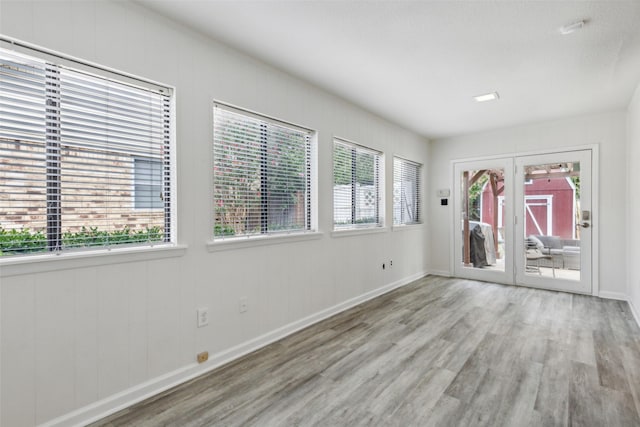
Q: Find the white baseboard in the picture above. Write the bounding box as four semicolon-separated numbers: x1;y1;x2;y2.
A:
428;269;452;277
42;363;203;427
598;291;628;301
598;291;640;330
46;271;428;427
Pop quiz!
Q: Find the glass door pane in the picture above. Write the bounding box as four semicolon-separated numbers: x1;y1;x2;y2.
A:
454;158;513;285
460;168;505;272
515;150;592;294
523;162;580;280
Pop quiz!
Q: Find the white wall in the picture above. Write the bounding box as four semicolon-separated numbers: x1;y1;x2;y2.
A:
0;1;429;426
429;111;628;296
627;84;640;321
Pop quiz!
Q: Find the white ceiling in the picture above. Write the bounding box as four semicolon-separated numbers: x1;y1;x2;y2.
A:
138;1;640;139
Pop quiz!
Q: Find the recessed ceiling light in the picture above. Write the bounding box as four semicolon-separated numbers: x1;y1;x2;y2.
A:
474;92;499;103
559;20;586;35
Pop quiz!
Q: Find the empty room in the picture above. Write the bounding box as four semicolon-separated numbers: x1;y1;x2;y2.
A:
1;1;640;426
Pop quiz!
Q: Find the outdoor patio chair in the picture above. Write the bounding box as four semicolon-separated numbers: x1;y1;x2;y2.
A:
526;236;557;277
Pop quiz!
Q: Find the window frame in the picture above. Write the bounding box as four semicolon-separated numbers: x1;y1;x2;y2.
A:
0;38;177;262
332;137;384;232
393;156;423;226
211;102;318;245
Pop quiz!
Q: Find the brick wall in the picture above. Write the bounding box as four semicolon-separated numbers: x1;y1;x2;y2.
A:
0;139;164;234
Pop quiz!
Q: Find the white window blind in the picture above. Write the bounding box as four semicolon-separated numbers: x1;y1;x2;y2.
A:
0;47;172;257
393;157;422;225
213;104;313;239
333;138;382;229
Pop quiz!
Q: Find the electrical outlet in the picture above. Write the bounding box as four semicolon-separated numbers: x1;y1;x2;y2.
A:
239;297;248;313
197;307;209;328
197;351;209;364
389;260;393;268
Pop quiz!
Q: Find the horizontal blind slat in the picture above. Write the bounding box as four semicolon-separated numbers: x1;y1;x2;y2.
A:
0;51;46;145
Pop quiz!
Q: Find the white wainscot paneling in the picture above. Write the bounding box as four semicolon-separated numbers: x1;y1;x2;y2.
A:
35;270;77;424
2;275;37;427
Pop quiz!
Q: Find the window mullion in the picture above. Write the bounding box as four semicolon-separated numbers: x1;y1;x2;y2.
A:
45;64;62;252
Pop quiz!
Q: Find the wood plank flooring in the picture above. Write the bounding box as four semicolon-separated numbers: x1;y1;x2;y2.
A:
92;276;640;426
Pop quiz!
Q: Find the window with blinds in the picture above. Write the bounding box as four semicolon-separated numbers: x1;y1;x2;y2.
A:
0;47;173;257
213;104;313;239
333;138;382;229
393;157;422;225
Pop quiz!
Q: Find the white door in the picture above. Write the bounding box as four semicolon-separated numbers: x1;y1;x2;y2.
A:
453;158;514;285
515;150;592;294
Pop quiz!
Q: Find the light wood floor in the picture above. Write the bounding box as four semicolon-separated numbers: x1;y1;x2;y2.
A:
92;276;640;426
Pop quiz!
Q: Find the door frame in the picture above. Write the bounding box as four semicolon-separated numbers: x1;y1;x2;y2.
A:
449;144;599;296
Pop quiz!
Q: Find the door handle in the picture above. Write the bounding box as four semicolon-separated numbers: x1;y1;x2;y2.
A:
580;222;590;228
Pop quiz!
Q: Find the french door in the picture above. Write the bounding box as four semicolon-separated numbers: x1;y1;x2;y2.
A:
453;149;593;294
515;150;592;294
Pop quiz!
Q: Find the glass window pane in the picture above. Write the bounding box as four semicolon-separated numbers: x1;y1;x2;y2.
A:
333;140;382;230
393;157;421;225
213;105;312;238
0;47;172;257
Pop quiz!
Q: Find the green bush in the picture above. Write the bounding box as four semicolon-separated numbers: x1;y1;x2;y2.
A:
0;226;163;256
63;226;163;248
334;217;378;226
354;217;377;224
0;228;46;255
214;224;235;237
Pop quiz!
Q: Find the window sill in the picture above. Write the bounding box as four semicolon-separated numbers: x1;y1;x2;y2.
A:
0;244;187;278
207;232;324;252
392;223;424;232
331;227;388;238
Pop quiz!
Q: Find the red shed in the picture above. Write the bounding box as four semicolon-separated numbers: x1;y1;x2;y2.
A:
480;177;576;239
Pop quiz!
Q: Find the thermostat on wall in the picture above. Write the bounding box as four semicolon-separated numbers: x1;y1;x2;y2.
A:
437;189;450;197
